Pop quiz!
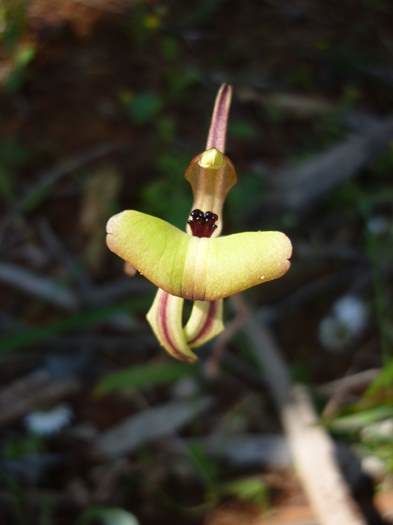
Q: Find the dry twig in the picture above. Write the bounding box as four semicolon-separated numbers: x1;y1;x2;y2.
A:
319;369;380;397
234;295;366;525
0;262;78;310
17;142;123;213
0;369;79;426
258;116;393;216
320;368;380;419
94;398;212;459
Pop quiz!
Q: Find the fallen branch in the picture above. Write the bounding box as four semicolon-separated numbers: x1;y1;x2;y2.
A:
320;368;380;419
199;432;290;469
234;295;366;525
17;142;123;212
0;260;149;313
94;397;212;459
0;263;78;310
0;369;79;426
255;116;393;216
319;369;380;397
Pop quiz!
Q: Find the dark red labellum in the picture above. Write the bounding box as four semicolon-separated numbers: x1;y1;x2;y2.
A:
188;209;218;238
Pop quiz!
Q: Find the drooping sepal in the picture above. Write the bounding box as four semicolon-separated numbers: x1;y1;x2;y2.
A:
146;289;197;363
146;289;224;362
185;299;224;348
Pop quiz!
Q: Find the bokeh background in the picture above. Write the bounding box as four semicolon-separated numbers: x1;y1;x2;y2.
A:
0;1;393;524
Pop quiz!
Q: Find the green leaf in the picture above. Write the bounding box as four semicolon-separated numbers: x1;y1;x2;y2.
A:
77;507;139;525
227;170;266;222
140;150;191;227
221;477;269;507
0;0;27;52
0;298;149;355
125;92;163;125
95;361;194;396
186;442;219;491
229;119;257;140
161;36;179;61
0;138;28;167
3;435;43;459
5;44;35;92
329;405;393;432
366;359;393;397
141;178;189;228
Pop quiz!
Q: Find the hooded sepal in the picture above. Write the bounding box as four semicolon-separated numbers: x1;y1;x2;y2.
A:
185;149;237;237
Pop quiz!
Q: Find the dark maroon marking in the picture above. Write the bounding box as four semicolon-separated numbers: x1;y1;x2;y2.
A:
188;209;218;238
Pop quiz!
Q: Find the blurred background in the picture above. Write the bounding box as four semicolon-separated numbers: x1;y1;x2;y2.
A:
0;1;393;524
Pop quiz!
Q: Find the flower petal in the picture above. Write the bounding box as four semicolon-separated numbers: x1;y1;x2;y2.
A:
107;210;187;298
106;210;292;301
182;230;292;300
184;300;224;348
146;289;197;363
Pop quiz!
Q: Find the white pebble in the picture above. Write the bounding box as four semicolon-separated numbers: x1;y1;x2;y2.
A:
25;404;73;436
319;295;368;352
333;295;368;335
361;455;386;478
367;216;390;235
361;419;393;441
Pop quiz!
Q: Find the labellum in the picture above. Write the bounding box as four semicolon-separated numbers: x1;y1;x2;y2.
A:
106;84;292;362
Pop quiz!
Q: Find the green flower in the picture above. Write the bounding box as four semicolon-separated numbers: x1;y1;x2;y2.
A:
106;85;292;362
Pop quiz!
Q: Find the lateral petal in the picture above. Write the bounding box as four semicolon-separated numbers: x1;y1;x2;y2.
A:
106;210;187;298
106;210;292;301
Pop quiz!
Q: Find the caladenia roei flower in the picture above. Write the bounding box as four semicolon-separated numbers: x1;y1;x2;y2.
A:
106;84;292;363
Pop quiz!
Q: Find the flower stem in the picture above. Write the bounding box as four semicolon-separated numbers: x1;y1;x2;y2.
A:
206;84;232;153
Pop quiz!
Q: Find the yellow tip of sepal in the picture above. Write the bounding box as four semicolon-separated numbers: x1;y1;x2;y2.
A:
198;148;225;169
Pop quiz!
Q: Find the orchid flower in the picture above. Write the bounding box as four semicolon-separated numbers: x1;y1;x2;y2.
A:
106;85;292;363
